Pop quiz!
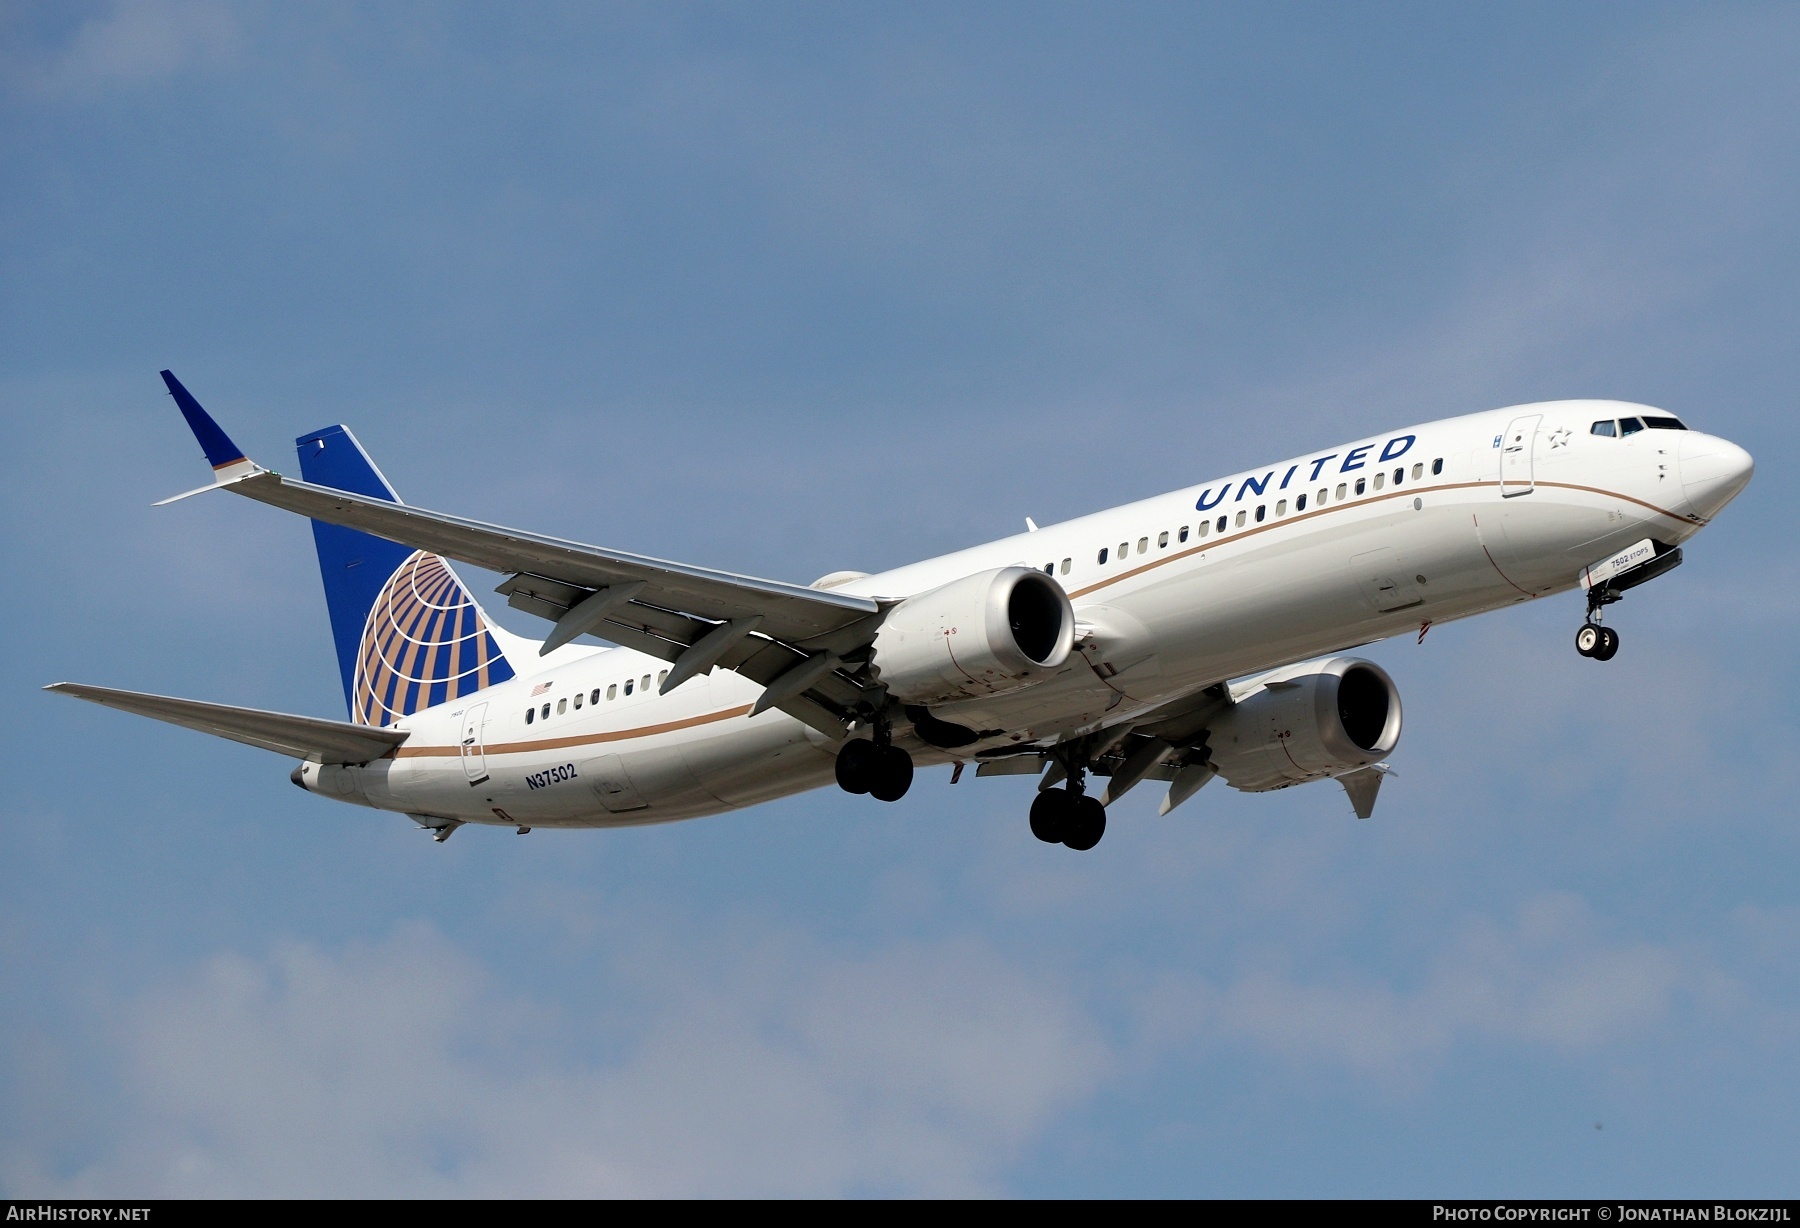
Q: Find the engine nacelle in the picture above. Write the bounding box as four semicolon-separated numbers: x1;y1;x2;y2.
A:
1206;657;1402;792
871;566;1076;704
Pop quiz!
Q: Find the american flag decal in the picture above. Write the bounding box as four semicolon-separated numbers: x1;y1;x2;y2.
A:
352;551;515;726
531;682;553;696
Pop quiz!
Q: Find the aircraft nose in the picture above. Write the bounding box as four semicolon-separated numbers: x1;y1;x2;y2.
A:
1678;433;1754;520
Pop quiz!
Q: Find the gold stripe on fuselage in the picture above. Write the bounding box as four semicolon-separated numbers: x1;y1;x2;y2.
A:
394;703;757;758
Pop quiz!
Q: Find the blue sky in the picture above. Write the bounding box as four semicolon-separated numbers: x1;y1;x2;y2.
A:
3;1;1798;1197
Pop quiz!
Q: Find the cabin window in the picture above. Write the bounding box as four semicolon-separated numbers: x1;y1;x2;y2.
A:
1620;417;1645;436
1198;520;1210;537
607;684;617;700
1372;472;1384;491
1216;515;1227;532
573;694;582;710
624;679;634;696
642;675;652;691
1235;510;1247;527
1178;526;1189;543
557;698;567;714
541;703;551;719
1255;504;1266;522
1296;493;1307;511
1412;462;1424;479
1432;457;1443;475
1354;478;1366;495
1119;542;1129;559
1158;531;1168;548
525;708;534;724
1043;563;1054;575
1097;547;1108;564
1590;420;1616;437
1060;558;1071;574
1644;416;1687;430
1393;467;1404;485
591;689;601;705
1276;499;1287;516
1335;483;1347;500
658;671;668;687
1138;537;1149;553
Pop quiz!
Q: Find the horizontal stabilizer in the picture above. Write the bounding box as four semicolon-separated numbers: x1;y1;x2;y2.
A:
45;683;409;764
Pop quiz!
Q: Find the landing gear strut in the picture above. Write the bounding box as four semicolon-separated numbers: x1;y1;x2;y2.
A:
834;718;914;802
1576;589;1621;661
1028;759;1106;851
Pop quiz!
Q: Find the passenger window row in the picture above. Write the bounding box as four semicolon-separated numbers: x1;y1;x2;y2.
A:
524;669;670;725
1082;457;1445;568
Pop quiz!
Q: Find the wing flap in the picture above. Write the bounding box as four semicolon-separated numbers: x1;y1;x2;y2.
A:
46;683;409;764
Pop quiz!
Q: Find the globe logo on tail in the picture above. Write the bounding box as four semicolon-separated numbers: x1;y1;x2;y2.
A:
352;551;514;726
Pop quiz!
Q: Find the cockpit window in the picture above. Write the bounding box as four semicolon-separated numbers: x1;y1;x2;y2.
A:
1643;416;1687;430
1619;417;1645;436
1590;420;1617;437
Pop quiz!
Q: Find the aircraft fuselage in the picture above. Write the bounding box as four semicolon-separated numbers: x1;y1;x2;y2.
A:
293;398;1751;830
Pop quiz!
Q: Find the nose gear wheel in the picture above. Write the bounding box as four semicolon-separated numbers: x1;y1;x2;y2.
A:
1575;622;1619;660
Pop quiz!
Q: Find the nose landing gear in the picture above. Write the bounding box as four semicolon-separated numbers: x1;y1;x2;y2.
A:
1575;622;1619;661
1574;538;1684;663
1576;582;1622;661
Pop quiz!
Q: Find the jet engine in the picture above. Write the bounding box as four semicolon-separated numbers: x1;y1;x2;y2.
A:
870;566;1076;704
1206;657;1401;792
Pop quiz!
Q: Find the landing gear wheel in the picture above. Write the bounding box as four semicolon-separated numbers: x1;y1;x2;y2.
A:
1593;626;1620;661
868;745;914;802
1029;789;1071;843
1575;624;1601;657
1061;795;1107;851
835;739;879;794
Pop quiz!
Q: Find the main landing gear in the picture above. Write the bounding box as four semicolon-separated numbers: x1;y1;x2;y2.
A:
1028;761;1106;851
835;732;914;802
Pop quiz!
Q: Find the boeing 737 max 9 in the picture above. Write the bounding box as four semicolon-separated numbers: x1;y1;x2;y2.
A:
48;373;1754;850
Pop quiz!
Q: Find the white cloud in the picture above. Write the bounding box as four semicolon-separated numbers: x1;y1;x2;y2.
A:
3;922;1108;1197
9;0;240;98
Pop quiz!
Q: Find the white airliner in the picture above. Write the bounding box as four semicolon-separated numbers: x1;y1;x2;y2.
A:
49;373;1753;850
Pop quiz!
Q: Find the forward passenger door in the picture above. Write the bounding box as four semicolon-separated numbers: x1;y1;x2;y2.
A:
1500;414;1542;497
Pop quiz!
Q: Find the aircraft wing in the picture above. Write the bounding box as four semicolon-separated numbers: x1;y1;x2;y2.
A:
156;371;887;734
218;469;884;730
46;683;410;764
220;468;880;645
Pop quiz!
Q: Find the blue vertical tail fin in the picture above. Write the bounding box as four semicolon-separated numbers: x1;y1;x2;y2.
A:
297;426;516;725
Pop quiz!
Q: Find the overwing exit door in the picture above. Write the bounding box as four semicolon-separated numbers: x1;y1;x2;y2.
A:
459;702;489;786
1500;414;1542;497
